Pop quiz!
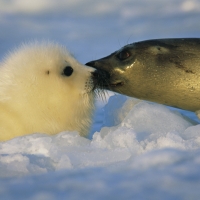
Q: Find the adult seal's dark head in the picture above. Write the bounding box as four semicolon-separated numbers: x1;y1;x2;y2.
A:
86;38;200;113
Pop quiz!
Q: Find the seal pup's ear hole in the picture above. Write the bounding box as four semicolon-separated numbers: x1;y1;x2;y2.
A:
62;66;73;76
117;50;131;61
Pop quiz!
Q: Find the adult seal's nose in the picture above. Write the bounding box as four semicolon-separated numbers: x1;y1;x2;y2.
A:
86;61;96;67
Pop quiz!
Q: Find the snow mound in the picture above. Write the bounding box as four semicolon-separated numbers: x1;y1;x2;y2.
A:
0;95;199;178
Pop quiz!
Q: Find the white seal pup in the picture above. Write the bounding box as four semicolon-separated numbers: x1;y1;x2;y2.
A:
86;38;200;117
0;41;102;141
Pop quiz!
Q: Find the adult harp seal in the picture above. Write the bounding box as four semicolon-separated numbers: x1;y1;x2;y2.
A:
86;38;200;116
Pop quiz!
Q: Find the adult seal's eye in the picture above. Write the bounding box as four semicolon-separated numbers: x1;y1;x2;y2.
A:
63;66;73;76
117;50;131;61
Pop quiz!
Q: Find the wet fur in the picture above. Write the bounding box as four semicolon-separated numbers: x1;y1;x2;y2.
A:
86;38;200;112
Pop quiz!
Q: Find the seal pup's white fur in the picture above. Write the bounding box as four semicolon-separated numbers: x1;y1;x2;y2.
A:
0;41;96;141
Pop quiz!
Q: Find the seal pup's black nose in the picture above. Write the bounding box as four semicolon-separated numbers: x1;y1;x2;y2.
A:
91;69;110;80
91;69;110;89
86;61;110;80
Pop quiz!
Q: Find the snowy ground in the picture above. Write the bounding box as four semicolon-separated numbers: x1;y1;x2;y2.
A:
1;0;200;199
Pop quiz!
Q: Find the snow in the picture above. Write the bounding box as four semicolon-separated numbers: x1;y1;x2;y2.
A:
1;95;200;199
1;0;200;199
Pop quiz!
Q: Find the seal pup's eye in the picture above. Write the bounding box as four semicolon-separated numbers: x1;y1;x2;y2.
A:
117;50;131;61
63;66;73;76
